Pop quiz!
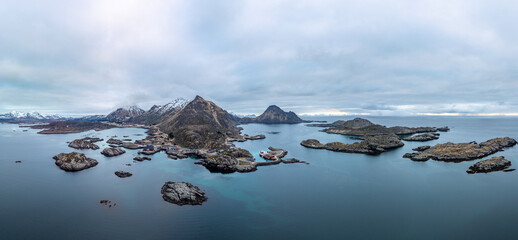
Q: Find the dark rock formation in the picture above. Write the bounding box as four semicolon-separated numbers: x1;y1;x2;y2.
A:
240;105;304;124
301;134;404;155
300;139;325;149
402;133;439;141
403;137;517;162
101;147;126;157
467;156;512;174
412;145;431;151
161;182;208;206
133;156;151;161
159;96;241;149
68;137;102;150
52;152;98;171
436;126;450;132
31;121;113;134
114;171;133;178
281;158;309;164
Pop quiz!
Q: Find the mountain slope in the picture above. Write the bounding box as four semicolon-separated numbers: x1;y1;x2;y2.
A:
159;96;240;149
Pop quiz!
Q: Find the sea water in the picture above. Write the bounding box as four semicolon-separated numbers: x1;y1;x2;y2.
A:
0;116;517;239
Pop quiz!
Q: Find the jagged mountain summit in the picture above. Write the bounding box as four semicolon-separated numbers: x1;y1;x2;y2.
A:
0;111;66;121
105;105;145;123
240;105;305;124
131;98;188;125
159;96;240;149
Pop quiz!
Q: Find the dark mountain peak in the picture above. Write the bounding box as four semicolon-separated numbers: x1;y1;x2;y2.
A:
245;105;304;124
159;96;240;149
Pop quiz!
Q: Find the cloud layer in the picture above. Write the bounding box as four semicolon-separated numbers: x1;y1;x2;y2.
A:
1;0;518;116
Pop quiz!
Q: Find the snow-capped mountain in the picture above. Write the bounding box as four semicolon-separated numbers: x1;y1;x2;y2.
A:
105;105;145;123
0;111;66;121
130;98;189;125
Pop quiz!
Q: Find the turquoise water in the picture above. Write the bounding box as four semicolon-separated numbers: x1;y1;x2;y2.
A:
1;116;518;239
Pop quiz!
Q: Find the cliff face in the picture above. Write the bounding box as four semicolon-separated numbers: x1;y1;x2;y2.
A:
241;105;304;124
159;96;241;149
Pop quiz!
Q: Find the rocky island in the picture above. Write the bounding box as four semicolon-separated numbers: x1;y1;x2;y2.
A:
68;137;103;150
101;147;126;157
52;152;98;171
403;137;517;162
30;121;114;134
466;156;512;174
114;171;133;178
301;134;404;154
309;118;443;138
161;181;208;206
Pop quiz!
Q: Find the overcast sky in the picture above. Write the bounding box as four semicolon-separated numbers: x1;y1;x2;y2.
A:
1;0;518;116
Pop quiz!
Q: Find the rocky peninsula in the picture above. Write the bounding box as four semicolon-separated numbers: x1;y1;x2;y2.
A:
403;137;517;162
161;181;208;206
466;156;512;174
52;152;98;171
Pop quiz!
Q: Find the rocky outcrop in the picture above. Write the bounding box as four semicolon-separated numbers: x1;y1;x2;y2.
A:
121;141;141;149
402;133;439;141
467;156;512;174
161;182;208;206
412;145;430;151
436;126;450;132
133;156;151;161
52;152;98;171
240;105;304;124
106;138;123;145
196;148;256;173
403;137;517;162
101;147;126;157
159;96;241;149
68;137;103;150
301;134;404;155
114;171;133;178
300;139;325;149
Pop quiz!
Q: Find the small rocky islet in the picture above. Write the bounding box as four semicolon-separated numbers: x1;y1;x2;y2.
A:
52;152;98;171
114;171;133;178
101;147;126;157
466;156;512;174
68;137;103;150
161;182;208;206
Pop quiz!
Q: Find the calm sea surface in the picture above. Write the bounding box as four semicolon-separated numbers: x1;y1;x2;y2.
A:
1;116;518;240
